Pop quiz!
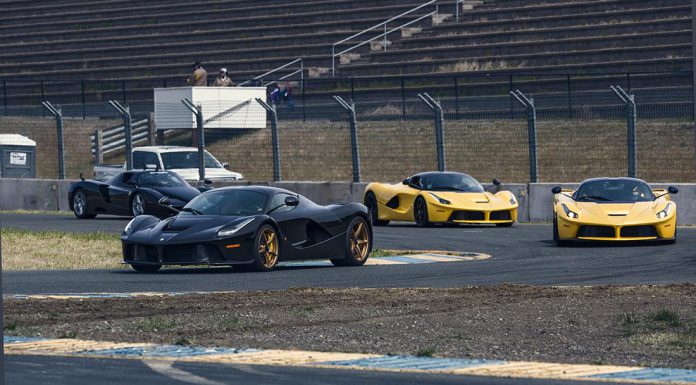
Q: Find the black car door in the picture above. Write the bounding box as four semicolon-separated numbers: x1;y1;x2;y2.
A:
108;172;136;215
270;193;343;249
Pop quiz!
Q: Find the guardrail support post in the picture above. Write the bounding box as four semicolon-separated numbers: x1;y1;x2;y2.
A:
418;93;446;172
182;99;206;183
255;98;281;182
510;90;538;183
108;100;133;170
333;96;361;182
42;101;66;179
611;85;637;178
81;81;86;120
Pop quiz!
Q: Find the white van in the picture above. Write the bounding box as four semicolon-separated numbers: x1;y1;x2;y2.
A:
94;146;243;182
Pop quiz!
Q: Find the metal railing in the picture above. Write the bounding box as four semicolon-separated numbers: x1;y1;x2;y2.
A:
90;117;149;157
238;58;304;87
331;0;439;76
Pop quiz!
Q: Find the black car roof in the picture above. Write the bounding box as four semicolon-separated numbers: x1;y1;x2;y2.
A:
580;177;648;185
412;171;473;178
204;185;295;196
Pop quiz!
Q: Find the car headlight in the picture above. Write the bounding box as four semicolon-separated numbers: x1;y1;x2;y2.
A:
429;192;451;205
656;203;673;219
509;195;517;205
561;203;578;219
123;218;137;236
218;218;255;238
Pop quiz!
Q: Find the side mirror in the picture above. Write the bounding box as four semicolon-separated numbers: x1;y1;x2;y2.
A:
402;178;410;185
492;178;501;186
204;178;213;185
222;162;230;170
551;186;562;195
157;197;171;206
668;186;679;195
285;195;300;207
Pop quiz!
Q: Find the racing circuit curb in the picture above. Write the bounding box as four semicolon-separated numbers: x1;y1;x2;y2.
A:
5;336;696;384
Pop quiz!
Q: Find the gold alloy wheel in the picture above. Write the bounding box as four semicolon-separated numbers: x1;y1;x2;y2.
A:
350;220;370;262
258;228;279;268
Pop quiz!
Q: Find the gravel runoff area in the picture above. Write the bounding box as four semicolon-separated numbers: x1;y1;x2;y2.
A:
5;285;695;369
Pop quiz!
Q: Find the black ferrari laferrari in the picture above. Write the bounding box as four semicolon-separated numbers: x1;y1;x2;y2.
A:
121;186;373;272
69;170;203;219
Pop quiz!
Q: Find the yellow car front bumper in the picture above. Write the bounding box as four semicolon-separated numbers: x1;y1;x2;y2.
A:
427;204;518;225
556;215;676;241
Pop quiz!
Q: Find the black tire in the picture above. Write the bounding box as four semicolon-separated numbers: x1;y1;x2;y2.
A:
553;216;571;247
414;197;431;227
364;192;389;226
131;193;146;217
130;264;161;273
496;222;514;227
248;224;280;272
332;216;371;267
72;190;96;219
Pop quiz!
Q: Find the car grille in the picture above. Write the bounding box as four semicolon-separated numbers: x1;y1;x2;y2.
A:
450;211;485;221
577;225;615;238
620;225;658;238
490;211;511;221
163;245;196;262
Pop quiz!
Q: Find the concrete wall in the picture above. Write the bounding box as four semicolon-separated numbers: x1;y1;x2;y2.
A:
0;178;691;225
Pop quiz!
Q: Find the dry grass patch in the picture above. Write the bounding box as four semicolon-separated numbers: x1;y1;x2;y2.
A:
1;228;123;270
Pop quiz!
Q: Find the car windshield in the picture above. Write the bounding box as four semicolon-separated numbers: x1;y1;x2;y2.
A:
137;171;187;187
419;173;484;193
161;151;222;169
574;180;654;202
182;190;267;216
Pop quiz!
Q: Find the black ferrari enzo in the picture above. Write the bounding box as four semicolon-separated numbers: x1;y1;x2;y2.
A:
69;170;203;219
121;186;373;272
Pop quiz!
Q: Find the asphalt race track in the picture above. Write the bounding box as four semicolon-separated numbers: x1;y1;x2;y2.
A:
3;213;696;294
7;355;630;385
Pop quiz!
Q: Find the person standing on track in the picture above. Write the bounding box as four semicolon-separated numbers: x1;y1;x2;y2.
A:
187;61;208;86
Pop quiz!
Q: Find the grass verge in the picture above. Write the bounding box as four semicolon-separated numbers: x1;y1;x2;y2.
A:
1;228;123;270
0;228;413;270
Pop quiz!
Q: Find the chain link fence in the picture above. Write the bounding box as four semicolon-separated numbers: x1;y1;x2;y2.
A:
1;72;693;182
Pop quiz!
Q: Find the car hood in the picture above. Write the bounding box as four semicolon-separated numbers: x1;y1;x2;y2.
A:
169;168;243;181
572;201;662;224
164;215;245;233
429;191;513;208
150;186;199;203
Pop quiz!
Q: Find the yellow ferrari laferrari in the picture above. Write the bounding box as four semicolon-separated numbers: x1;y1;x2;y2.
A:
363;172;519;227
552;177;678;246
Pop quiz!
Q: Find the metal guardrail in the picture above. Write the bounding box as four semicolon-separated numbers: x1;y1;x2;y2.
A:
238;58;304;87
331;0;439;76
90;118;149;156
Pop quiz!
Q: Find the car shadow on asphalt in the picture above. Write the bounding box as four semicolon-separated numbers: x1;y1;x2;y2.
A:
112;265;334;275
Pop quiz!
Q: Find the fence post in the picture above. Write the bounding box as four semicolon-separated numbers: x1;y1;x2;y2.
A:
401;77;406;120
108;100;133;170
418;92;446;172
81;81;86;120
255;98;281;182
333;95;361;182
42;101;66;179
510;90;538;183
121;80;127;104
93;129;104;165
610;85;637;178
454;76;460;120
182;99;206;182
566;74;572;119
148;113;156;145
3;80;7;116
40;81;45;118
